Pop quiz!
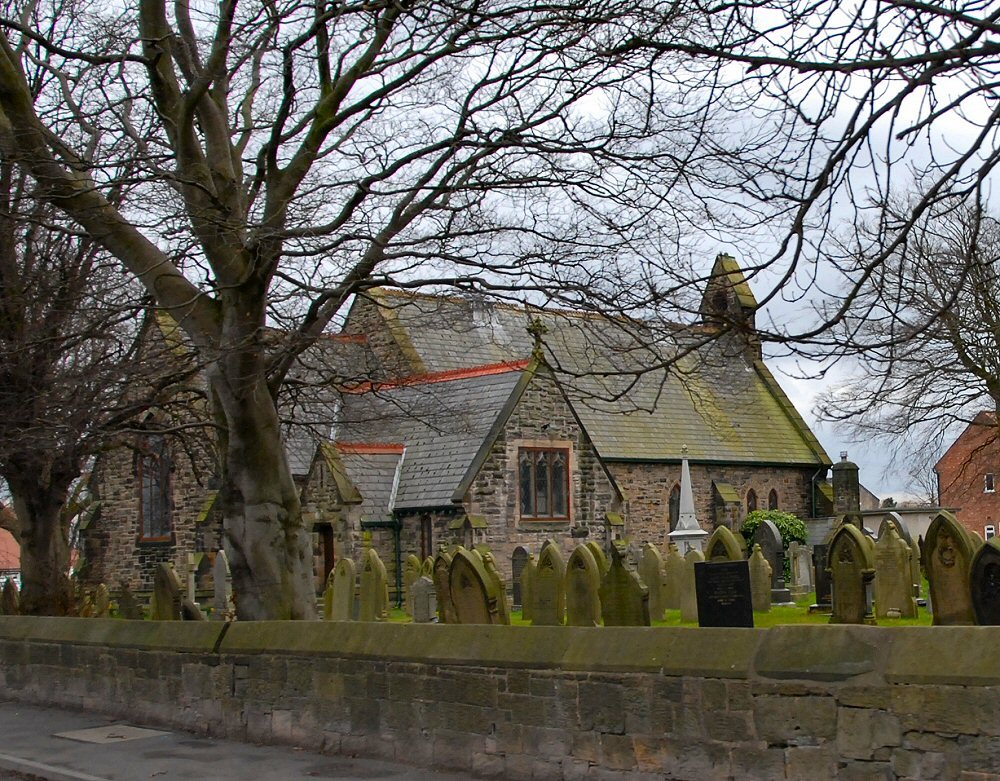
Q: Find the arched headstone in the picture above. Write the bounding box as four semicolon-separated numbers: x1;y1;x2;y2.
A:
433;549;457;624
925;511;977;625
827;523;876;625
749;544;772;613
151;563;182;620
325;557;355;621
874;524;917;619
663;543;684;611
638;543;666;621
586;541;609;574
679;548;704;623
449;547;504;625
520;553;537;622
705;526;744;562
359;548;388;622
533;544;566;626
565;545;601;627
403;554;422;616
511;546;529;608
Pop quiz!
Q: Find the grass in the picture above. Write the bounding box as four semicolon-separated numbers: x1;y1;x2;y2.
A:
388;591;935;627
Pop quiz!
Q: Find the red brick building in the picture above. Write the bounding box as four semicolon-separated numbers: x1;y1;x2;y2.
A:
935;411;1000;539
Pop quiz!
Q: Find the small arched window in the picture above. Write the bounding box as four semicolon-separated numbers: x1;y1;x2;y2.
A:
669;484;681;530
768;489;778;510
746;488;758;514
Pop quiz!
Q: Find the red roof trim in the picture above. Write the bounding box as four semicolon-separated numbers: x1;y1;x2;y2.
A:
336;443;406;455
342;359;530;394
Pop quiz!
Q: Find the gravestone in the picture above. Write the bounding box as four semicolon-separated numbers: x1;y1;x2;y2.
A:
695;560;754;627
638;543;666;621
679;548;704;622
421;556;434;578
749;544;772;613
117;582;143;620
327;557;356;620
533;544;566;626
599;544;650;626
181;597;206;621
827;522;876;625
586;541;609;574
910;538;922;601
752;520;792;603
879;512;913;545
0;579;16;615
359;548;388;622
411;576;437;623
449;547;505;624
924;511;977;626
520;553;537;622
971;539;1000;624
788;541;813;598
705;526;744;562
874;524;918;619
212;549;233;620
403;554;422;616
511;547;529;608
93;584;111;618
663;543;685;611
565;545;602;627
151;563;182;620
812;543;832;610
433;549;457;624
482;551;511;624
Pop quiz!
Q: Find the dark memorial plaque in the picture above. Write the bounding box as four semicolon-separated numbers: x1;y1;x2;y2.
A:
813;544;832;606
695;560;754;628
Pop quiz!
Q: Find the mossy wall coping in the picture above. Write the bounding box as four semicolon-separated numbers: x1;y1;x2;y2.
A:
3;617;1000;685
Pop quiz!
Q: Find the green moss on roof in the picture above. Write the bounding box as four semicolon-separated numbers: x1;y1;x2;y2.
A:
711;253;758;310
713;482;740;503
195;492;218;525
320;443;363;504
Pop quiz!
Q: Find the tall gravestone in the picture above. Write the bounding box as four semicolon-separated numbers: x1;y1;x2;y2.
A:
421;556;434;578
403;554;422;616
93;584;111;618
533;544;566;626
511;547;529;608
663;543;684;611
827;523;876;625
679;548;704;622
705;526;744;562
638;543;666;621
482;551;511;624
520;553;537;622
359;548;388;622
788;541;813;598
752;520;792;603
925;511;977;626
325;557;356;621
151;563;183;620
565;545;602;627
449;547;506;625
874;524;918;619
433;549;457;624
971;539;1000;625
599;544;650;626
749;544;772;613
212;550;233;620
811;543;832;611
117;582;143;620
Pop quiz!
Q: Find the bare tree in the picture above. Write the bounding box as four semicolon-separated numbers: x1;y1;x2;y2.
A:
0;152;192;615
816;199;1000;490
0;1;763;618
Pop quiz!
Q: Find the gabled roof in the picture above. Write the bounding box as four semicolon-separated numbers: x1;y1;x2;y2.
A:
337;363;532;509
346;285;830;467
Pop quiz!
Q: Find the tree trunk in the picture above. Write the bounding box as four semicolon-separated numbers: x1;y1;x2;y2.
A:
7;469;75;616
213;368;316;620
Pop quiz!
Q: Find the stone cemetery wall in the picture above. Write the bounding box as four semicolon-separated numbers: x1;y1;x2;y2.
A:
4;617;1000;780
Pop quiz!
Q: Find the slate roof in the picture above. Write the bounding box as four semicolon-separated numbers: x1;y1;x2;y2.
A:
330;445;404;520
351;289;830;467
337;365;528;510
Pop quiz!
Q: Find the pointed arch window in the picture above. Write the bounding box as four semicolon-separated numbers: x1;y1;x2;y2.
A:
669;484;681;531
746;488;758;514
768;489;778;510
138;435;172;541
